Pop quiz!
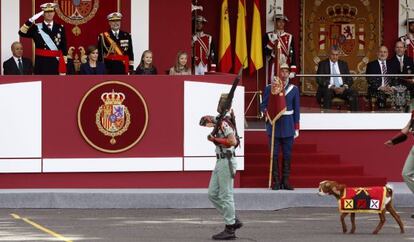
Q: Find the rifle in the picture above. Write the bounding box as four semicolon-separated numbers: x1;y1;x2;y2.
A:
210;67;243;138
209;68;243;179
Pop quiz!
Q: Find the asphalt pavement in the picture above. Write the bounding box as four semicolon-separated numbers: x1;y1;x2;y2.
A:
0;207;413;241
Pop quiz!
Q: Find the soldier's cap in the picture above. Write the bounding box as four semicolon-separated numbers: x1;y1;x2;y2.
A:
193;15;208;23
220;93;229;99
280;63;290;70
218;93;231;106
406;18;414;25
107;12;123;21
273;14;289;22
40;2;57;12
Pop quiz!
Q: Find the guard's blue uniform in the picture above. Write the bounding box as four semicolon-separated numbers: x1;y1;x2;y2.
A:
260;82;300;189
260;83;300;160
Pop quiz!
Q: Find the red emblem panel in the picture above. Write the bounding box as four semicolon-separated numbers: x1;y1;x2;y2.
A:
78;81;148;153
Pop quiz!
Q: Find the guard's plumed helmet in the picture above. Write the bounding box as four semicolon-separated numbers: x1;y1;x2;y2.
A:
193;15;208;23
280;63;290;71
273;14;289;22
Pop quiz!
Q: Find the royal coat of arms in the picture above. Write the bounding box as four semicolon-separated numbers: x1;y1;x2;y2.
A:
54;0;99;36
78;81;148;154
96;90;131;144
301;0;382;95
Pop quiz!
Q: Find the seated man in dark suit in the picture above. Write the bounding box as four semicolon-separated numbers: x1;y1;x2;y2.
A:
390;41;414;72
366;45;395;109
388;41;414;111
316;47;358;111
3;41;33;75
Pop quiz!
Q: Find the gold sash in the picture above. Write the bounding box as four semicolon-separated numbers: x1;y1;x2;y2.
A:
102;32;124;56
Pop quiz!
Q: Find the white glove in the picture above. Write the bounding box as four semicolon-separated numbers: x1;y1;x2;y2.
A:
29;11;44;22
294;129;299;139
289;72;296;79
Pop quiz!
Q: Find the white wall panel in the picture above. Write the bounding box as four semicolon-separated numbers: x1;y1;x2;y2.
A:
266;0;284;32
1;0;20;74
184;81;245;157
0;82;42;157
184;157;244;171
43;157;182;172
0;159;41;173
131;0;150;69
399;0;414;37
301;113;410;130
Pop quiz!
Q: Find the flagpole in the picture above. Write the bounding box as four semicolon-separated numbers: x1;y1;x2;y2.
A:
268;43;283;189
256;70;259;118
268;119;275;189
256;69;261;119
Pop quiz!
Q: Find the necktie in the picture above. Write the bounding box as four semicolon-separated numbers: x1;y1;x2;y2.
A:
332;62;341;87
115;31;119;39
399;56;404;72
381;61;389;86
18;58;23;75
47;23;52;30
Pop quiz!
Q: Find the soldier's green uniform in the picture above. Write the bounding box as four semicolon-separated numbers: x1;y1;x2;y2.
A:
208;117;237;226
200;94;243;240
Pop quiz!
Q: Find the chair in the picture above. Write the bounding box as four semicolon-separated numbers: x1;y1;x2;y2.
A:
368;96;394;112
320;97;349;111
331;97;347;110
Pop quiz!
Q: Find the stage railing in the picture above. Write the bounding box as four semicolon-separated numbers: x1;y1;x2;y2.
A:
247;73;414;118
295;74;414;77
245;90;263;118
300;73;414;112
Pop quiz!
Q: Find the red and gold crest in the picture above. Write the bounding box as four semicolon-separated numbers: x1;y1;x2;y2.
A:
54;0;100;36
78;81;148;153
96;90;130;145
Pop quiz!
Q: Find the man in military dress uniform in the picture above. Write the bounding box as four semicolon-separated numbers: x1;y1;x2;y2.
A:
263;14;296;83
400;19;414;59
97;12;134;74
18;3;68;75
199;94;242;240
260;64;300;190
192;15;216;75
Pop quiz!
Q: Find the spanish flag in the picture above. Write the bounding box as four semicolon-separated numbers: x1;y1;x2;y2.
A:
218;0;232;73
249;0;263;75
234;0;248;73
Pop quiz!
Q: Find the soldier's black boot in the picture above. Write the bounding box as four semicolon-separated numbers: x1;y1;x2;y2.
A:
212;225;236;240
234;216;243;230
272;159;280;190
281;159;294;190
